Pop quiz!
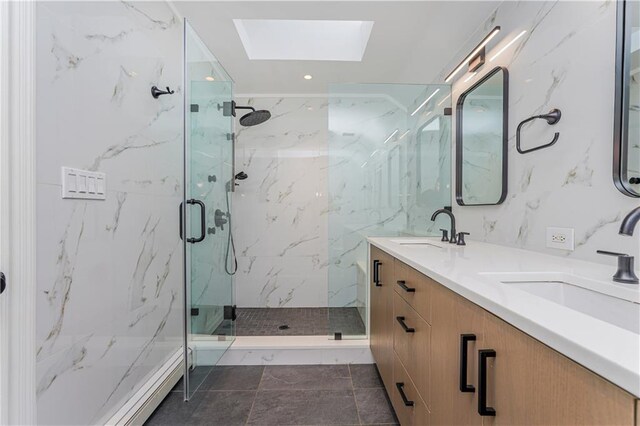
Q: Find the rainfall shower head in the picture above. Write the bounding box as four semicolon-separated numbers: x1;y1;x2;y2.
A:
218;101;271;127
239;109;271;127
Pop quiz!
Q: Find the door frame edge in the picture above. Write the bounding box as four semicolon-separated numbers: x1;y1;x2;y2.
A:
0;0;38;424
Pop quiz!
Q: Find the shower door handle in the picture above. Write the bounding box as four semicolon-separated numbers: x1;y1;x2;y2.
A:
179;199;206;244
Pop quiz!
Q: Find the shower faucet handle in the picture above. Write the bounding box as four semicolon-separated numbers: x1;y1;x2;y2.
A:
214;209;228;231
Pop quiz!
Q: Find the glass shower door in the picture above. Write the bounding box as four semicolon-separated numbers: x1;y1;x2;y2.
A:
184;21;235;399
327;83;452;340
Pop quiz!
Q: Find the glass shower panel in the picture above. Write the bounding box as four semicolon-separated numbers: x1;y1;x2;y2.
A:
184;21;235;399
327;83;451;339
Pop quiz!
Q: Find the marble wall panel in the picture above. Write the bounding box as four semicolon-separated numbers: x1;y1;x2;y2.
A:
444;0;640;264
36;2;183;424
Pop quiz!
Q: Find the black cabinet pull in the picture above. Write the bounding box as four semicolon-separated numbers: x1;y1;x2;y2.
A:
397;280;416;293
373;260;382;286
395;382;414;407
396;316;415;333
0;272;5;295
478;349;496;416
459;334;476;392
179;199;207;244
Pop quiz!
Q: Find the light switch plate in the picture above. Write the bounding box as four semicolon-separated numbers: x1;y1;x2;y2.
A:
61;167;106;200
546;227;574;251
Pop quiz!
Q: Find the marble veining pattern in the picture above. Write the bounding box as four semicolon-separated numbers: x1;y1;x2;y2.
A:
36;2;183;424
443;0;640;264
233;97;330;308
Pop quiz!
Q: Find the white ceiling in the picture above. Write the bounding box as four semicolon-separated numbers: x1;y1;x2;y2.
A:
175;1;501;95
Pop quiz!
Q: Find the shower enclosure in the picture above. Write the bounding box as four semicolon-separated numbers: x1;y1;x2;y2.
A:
179;20;452;398
183;21;236;399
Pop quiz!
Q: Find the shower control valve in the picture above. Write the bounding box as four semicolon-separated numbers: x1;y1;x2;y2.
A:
214;209;228;231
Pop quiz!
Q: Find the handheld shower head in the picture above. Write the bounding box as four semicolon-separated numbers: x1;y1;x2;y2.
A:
235;171;248;180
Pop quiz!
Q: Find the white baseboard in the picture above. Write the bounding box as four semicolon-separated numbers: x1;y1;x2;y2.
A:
105;348;183;426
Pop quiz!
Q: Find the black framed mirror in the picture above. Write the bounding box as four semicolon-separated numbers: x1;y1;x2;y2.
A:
456;66;508;206
614;0;640;197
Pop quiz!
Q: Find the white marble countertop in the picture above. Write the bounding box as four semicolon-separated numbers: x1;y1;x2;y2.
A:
368;237;640;397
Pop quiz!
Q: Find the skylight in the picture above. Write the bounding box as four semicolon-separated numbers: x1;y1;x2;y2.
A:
233;19;374;61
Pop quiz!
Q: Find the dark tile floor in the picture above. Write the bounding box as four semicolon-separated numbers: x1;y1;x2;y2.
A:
213;307;366;336
146;364;398;426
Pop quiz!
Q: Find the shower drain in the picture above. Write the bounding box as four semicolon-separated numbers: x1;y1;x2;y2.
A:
278;325;290;330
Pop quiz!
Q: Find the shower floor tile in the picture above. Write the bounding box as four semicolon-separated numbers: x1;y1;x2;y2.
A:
213;307;366;336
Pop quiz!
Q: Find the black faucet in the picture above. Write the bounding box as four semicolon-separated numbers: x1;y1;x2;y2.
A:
597;206;640;284
619;206;640;236
431;208;457;244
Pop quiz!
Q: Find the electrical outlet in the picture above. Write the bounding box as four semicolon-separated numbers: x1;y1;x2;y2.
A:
546;227;575;251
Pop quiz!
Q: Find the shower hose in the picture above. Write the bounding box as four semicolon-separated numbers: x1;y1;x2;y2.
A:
224;188;238;276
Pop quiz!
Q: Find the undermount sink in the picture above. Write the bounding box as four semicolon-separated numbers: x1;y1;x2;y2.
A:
481;272;640;335
389;238;446;248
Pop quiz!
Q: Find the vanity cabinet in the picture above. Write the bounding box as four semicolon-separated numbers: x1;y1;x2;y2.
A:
430;284;484;426
370;246;395;392
482;312;636;425
370;245;638;426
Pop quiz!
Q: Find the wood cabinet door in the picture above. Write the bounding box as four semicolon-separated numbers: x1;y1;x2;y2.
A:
481;312;636;426
391;353;431;426
430;284;484;426
370;246;394;390
393;292;431;408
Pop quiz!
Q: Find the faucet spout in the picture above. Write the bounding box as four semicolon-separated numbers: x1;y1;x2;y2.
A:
619;206;640;236
431;208;457;243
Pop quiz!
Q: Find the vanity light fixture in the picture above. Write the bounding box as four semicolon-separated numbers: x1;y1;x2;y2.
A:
205;76;215;81
445;26;501;83
437;94;451;106
383;129;399;144
411;89;440;116
399;129;410;139
463;72;477;83
304;74;313;80
490;30;527;62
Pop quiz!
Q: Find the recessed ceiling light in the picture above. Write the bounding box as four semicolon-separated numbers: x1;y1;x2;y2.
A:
205;76;215;81
304;75;313;80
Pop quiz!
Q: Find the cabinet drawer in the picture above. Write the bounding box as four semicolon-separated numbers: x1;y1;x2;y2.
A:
392;353;430;426
393;292;431;408
394;259;432;324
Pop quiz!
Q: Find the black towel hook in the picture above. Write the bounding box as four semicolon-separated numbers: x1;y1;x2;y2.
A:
516;108;562;154
151;85;175;99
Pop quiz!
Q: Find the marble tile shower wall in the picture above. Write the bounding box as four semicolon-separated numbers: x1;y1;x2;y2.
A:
36;2;183;424
447;0;640;264
233;97;329;307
